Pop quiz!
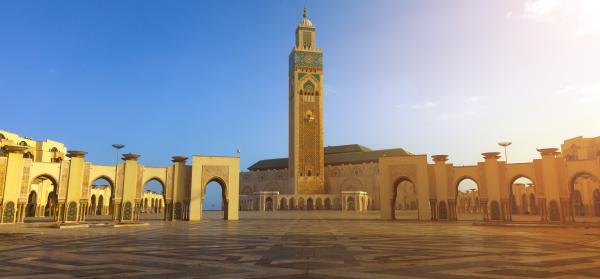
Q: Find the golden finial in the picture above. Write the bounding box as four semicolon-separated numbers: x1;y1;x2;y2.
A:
303;6;308;18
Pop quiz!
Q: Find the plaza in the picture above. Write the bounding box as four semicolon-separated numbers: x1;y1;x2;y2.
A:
1;3;600;278
2;211;600;278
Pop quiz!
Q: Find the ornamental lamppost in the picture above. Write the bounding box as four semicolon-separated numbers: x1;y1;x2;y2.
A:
111;144;124;218
112;144;125;164
498;142;512;163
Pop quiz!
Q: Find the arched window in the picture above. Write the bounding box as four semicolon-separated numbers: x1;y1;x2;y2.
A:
18;141;28;146
307;198;314;210
26;191;38;217
97;195;104;215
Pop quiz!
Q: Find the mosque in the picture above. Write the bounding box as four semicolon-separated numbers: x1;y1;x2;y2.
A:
239;9;600;224
238;8;411;212
1;9;600;224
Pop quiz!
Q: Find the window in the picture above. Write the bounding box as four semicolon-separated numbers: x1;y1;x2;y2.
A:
303;31;312;48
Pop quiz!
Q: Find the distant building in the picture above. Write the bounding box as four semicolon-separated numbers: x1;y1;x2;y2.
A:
0;130;66;162
562;136;600;161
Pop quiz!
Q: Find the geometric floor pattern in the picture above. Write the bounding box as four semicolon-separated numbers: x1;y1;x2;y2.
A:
2;211;600;278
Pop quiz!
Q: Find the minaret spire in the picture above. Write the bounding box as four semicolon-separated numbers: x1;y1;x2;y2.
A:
289;6;324;195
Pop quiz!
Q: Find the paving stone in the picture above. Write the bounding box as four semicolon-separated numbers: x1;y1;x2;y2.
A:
0;211;599;278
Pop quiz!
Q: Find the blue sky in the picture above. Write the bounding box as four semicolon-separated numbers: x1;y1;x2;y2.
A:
2;1;600;207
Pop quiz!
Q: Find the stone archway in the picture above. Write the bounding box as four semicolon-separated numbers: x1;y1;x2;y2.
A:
307;198;314;210
324;198;331;210
189;156;239;221
569;172;600;222
280;198;288;210
316;198;323;210
390;177;418;220
141;178;166;221
29;174;59;219
265;197;273;211
89;176;115;220
507;175;537;222
379;156;431;221
202;178;228;219
455;177;482;221
26;191;38;217
97;195;104;215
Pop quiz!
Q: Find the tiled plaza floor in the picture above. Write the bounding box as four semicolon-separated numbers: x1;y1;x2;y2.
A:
2;211;600;278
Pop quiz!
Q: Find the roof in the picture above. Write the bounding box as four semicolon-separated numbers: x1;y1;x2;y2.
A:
247;144;412;171
324;144;371;154
298;7;314;28
247;158;288;171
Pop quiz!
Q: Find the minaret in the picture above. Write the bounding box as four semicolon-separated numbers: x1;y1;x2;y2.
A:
289;7;325;195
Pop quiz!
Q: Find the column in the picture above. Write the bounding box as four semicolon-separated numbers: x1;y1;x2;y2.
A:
482;152;502;221
121;153;141;223
432;155;450;221
1;146;27;224
64;151;87;223
429;198;437;220
171;156;188;220
536;148;565;222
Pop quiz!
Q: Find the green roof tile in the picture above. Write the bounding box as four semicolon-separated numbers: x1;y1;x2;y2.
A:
247;144;412;171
